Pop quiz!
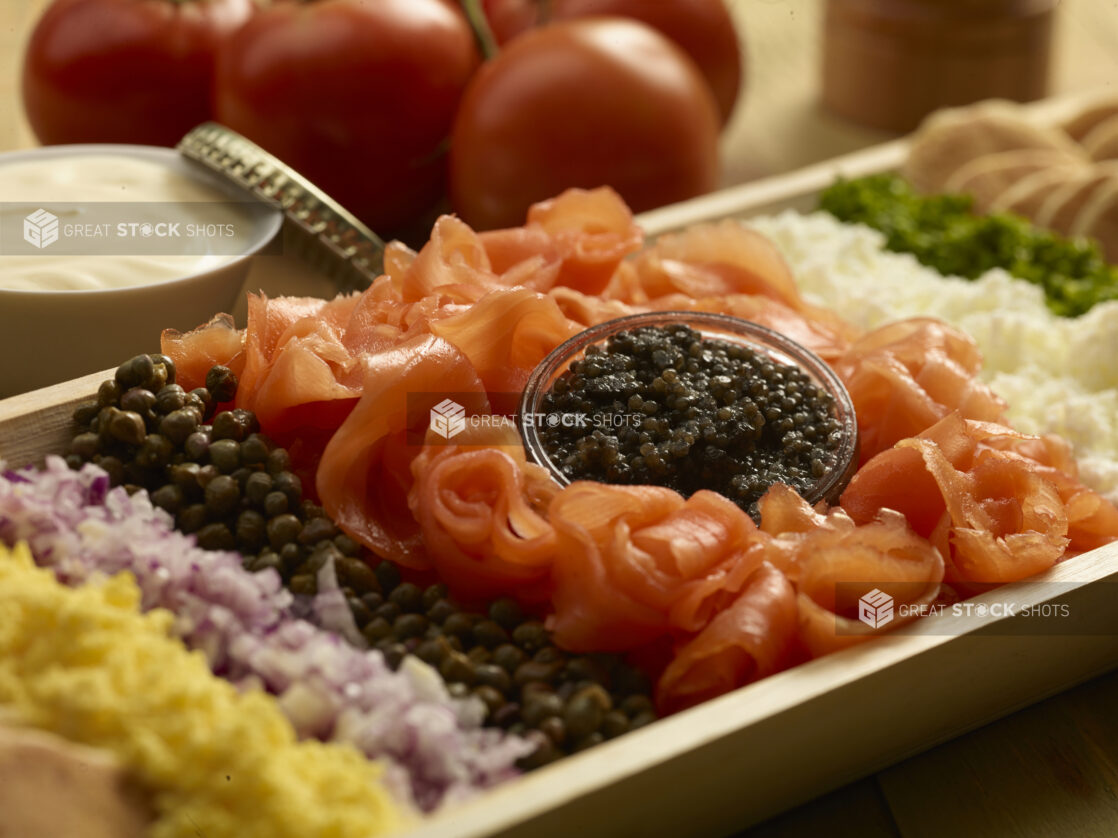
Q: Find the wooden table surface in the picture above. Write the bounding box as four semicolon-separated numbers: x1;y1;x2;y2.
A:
4;1;1118;835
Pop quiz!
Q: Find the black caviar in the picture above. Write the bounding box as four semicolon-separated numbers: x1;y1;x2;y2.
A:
537;323;845;516
66;353;658;767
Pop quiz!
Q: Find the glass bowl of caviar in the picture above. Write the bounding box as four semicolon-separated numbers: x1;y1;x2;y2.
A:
517;311;859;519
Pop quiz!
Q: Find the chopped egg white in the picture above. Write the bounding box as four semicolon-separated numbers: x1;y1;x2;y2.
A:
749;210;1118;503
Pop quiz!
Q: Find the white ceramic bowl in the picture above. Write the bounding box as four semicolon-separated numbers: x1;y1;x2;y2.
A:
0;144;283;397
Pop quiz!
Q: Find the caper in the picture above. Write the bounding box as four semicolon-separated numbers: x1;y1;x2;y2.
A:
348;596;374;626
108;410;147;446
538;716;568;746
135;434;173;468
169;462;202;492
426;598;457;624
572;732;605;752
150;353;176;384
374;561;401;592
280;542;303;572
337;557;379;593
150;483;184;514
196;522;236;551
474;619;510;649
208;438;241;473
97;455;124;485
492;643;528;674
620;694;655;718
488;597;523;630
211;410;246;442
205;365;238;403
513;660;561;687
414;639;446;665
373;602;402;624
361;591;384;611
120;387;156;418
442;612;474;640
394;613;428;640
159;409;199;444
251;552;285;577
204;474;240;516
334;533;360;556
422;583;449;611
266;447;291;475
187;388;213;420
289;574;317;596
297;516;337;546
69;432;100;459
266;513;302;550
240;433;270;465
115;354;152;389
231;408;259;435
517;738;561;770
273;471;302;505
263;490;289;517
512;621;549;653
97;378;122;408
73;400;100;425
183;430;210;461
244;471;273;506
601;710;630;739
473;685;506;717
154;384;187;414
474;663;512;694
388;582;423;613
522;691;563;726
629;711;656;730
362;617;393;645
564;685;611;740
439;651;476;685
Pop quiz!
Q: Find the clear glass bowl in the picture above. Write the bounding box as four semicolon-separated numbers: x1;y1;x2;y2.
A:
517;311;859;511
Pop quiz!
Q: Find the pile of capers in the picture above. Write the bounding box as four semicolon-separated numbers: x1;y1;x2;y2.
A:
65;353;659;768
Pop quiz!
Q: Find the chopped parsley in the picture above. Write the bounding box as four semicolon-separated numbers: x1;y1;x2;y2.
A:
818;173;1118;317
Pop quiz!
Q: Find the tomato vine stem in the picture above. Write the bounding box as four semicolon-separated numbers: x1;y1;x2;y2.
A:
459;0;499;60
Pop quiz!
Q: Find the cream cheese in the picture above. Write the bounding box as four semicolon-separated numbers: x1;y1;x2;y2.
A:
0;154;251;292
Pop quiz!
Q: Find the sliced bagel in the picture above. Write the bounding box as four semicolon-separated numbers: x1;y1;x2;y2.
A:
988;164;1087;217
1082;113;1118;162
1062;99;1118;144
1073;173;1118;263
903;99;1085;195
944;148;1085;213
1043;164;1118;236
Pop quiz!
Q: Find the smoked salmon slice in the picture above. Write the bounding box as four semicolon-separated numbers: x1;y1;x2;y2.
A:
479;187;643;296
655;562;798;714
315;334;490;566
547;486;766;651
834;318;1006;463
407;424;560;603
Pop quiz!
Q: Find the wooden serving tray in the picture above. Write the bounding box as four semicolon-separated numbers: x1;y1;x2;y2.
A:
3;89;1118;837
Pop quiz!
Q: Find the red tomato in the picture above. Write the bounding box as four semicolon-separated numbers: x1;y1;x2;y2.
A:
484;0;744;125
482;0;538;44
215;0;481;236
449;18;721;231
22;0;254;147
